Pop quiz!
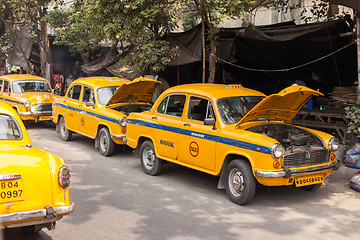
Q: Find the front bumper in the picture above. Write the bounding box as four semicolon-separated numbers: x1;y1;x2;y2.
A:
17;111;52;116
111;134;126;140
254;161;341;178
0;202;75;229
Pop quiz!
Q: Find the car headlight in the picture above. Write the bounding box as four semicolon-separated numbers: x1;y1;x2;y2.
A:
58;165;71;188
271;143;284;159
329;138;340;151
119;117;127;127
24;100;31;108
30;105;36;112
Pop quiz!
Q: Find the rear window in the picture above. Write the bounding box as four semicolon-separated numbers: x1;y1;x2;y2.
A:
0;114;22;140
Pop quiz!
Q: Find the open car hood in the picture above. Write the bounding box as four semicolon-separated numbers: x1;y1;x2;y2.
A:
236;85;323;126
106;77;160;107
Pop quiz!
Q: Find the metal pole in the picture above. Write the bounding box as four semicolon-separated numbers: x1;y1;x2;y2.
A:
356;13;360;105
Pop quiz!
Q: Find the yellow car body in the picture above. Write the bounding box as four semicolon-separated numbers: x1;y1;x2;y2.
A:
0;74;57;122
125;84;341;205
0;101;74;232
52;76;159;156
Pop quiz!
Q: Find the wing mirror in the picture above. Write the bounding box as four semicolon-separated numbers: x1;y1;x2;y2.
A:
86;101;95;107
204;118;216;130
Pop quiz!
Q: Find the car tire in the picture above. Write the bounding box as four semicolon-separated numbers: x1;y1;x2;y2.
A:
98;127;115;156
140;140;163;176
58;117;72;141
300;183;322;192
225;160;256;205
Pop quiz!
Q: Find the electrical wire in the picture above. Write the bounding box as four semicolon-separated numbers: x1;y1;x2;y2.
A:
213;41;356;72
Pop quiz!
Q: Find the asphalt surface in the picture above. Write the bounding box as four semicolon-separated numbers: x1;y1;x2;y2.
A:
1;121;360;240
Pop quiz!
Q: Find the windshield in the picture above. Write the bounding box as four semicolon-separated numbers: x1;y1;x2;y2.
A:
217;96;264;124
97;86;119;105
12;80;51;93
0;114;22;140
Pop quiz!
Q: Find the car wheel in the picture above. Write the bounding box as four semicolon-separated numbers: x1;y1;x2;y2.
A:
58;117;72;141
225;160;256;205
98;127;115;156
140;140;163;176
300;183;322;192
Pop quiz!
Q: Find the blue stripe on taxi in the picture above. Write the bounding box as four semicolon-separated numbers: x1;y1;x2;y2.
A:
127;118;271;154
53;102;119;124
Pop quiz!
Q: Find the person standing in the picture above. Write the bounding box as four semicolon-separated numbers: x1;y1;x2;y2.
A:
65;74;74;92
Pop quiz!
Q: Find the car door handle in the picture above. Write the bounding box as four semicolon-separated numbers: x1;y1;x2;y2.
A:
183;123;191;127
152;116;157;120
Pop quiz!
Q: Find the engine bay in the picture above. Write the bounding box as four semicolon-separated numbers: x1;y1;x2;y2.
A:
246;124;326;157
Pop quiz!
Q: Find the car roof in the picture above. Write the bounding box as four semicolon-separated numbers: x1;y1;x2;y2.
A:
0;74;49;82
71;76;131;89
162;83;266;99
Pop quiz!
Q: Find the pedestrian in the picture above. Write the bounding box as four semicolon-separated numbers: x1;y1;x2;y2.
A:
0;67;5;76
65;74;75;92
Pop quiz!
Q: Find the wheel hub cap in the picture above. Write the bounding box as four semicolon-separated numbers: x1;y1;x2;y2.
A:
230;169;244;194
144;148;154;168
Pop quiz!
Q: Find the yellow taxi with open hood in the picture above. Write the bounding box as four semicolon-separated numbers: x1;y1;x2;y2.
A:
124;84;341;205
0;74;56;122
52;76;160;156
0;101;74;232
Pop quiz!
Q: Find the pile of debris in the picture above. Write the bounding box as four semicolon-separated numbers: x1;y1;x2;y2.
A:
329;86;357;107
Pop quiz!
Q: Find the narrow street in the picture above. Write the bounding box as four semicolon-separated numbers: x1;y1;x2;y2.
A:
2;121;360;240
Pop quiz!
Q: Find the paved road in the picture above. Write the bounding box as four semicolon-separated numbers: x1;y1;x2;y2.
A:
2;122;360;240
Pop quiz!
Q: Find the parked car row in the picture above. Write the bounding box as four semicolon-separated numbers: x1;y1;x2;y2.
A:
0;74;341;233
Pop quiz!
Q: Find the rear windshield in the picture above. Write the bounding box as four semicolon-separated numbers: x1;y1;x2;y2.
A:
0;114;22;140
217;96;264;124
12;80;51;93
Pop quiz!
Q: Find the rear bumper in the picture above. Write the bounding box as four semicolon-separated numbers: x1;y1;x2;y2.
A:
0;202;75;229
254;161;341;178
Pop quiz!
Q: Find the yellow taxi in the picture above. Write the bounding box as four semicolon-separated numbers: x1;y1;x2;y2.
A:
125;84;341;205
0;101;74;232
0;74;56;122
52;76;160;156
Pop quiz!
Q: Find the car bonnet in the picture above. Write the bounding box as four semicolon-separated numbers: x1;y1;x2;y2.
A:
236;85;323;126
106;77;161;107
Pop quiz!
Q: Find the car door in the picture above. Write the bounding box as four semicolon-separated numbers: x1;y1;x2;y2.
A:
151;94;186;160
65;84;82;131
78;85;98;138
178;96;217;171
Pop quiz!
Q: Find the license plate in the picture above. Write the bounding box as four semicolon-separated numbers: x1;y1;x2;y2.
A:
38;116;50;121
295;173;325;187
0;179;24;203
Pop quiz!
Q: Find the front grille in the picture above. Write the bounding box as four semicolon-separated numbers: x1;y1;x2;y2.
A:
283;149;330;168
31;103;52;112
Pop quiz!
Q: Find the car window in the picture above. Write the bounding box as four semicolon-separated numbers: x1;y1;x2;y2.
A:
3;81;10;93
188;96;215;122
67;85;82;100
97;86;119;105
0;80;2;92
157;94;186;117
217;96;264;124
82;86;95;103
12;80;52;93
0;114;22;140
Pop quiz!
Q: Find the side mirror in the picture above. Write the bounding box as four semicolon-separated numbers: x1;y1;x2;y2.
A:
204;118;215;126
86;101;95;107
204;118;216;130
